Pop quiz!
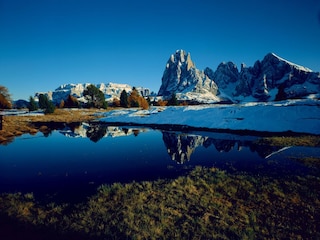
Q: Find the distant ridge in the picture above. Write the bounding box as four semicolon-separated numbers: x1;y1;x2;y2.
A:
35;83;151;104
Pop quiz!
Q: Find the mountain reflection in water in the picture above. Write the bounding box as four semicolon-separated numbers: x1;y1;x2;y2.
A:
1;122;319;202
56;122;310;165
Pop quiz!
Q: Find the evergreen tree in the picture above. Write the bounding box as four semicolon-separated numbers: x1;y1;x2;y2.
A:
38;94;55;114
168;92;178;106
28;96;38;111
38;94;48;109
120;90;129;108
83;84;107;109
45;101;55;114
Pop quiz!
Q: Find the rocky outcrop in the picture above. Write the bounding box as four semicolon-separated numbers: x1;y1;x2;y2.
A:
212;53;320;101
158;50;219;103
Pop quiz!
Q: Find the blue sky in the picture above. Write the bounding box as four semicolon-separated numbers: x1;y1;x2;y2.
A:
1;0;320;100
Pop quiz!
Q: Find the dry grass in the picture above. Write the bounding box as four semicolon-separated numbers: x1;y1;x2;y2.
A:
0;109;105;144
0;166;319;239
256;135;320;147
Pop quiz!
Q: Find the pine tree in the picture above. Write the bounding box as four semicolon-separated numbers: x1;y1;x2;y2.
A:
83;84;107;109
45;101;55;114
168;92;178;106
38;94;48;109
28;96;38;111
120;90;129;108
38;94;55;114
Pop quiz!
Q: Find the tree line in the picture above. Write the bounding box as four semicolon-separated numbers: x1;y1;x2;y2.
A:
1;84;181;115
28;84;109;113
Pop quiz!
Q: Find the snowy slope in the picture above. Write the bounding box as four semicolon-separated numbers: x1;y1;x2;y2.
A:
270;53;312;72
100;99;320;134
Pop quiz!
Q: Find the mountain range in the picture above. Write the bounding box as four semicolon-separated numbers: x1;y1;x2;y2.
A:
32;50;319;105
35;83;151;105
159;50;320;103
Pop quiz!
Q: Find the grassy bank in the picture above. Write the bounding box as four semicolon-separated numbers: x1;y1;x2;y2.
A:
256;135;320;147
0;166;319;239
0;109;105;144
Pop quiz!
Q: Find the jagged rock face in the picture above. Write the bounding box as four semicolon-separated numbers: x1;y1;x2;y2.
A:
51;83;91;104
159;50;319;103
158;50;218;102
209;52;320;101
213;62;239;89
242;53;319;100
235;66;252;97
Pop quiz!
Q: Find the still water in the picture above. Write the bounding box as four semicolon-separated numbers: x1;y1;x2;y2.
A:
0;123;319;202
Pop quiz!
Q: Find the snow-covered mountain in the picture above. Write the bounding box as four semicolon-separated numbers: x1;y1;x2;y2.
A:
158;50;320;102
158;50;220;103
35;83;151;104
226;53;319;101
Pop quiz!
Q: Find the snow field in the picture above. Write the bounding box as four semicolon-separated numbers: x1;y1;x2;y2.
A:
100;100;320;134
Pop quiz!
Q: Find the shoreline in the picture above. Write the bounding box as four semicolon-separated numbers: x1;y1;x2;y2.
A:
1;107;319;146
0;109;104;144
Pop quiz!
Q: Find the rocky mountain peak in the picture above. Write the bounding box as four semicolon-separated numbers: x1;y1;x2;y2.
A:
263;53;312;72
158;50;219;102
213;62;239;89
168;50;195;71
245;53;318;100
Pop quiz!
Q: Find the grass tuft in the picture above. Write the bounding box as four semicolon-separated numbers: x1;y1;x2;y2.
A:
0;167;319;239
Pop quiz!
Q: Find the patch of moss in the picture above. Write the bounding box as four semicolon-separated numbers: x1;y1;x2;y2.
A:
256;135;320;147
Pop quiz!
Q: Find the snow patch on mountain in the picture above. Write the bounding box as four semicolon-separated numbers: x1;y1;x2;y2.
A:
36;82;150;104
270;53;312;72
158;50;320;103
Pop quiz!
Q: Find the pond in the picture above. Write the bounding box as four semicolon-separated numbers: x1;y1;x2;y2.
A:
0;122;319;202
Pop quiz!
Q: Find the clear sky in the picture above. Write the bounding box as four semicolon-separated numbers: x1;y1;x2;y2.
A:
1;0;320;100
